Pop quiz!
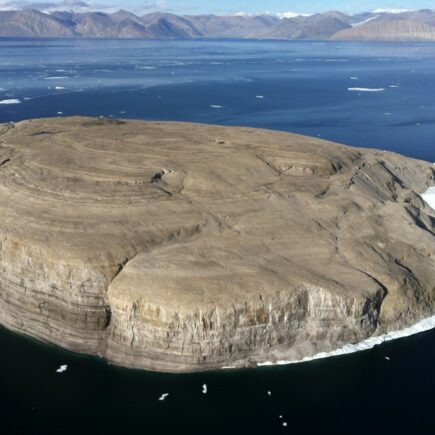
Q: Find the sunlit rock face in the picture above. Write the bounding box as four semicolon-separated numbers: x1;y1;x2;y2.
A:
0;117;434;372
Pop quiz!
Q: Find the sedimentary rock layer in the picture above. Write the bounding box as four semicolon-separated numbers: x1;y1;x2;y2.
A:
0;117;434;372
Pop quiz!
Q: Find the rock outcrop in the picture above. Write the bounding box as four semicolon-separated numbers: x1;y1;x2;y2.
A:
0;117;434;372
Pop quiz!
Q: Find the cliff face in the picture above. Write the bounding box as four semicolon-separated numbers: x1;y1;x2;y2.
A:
0;117;434;372
332;20;435;41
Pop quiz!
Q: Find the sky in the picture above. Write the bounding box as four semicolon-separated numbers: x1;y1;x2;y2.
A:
0;0;434;15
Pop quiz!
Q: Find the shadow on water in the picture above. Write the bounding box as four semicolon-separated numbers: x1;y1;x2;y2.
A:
0;324;434;435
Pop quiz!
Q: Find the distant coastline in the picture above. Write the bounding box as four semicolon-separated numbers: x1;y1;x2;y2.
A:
1;9;435;41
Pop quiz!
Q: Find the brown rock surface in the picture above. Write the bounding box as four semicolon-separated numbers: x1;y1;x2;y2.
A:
0;117;434;372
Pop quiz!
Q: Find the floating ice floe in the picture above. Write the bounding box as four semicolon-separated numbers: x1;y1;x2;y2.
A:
256;313;435;368
348;87;385;92
44;76;69;80
56;364;68;373
0;99;20;105
256;95;264;99
283;422;288;427
385;356;390;360
210;105;222;109
202;384;207;394
267;391;272;396
55;87;65;90
57;111;63;115
158;393;169;401
350;77;358;80
389;85;400;88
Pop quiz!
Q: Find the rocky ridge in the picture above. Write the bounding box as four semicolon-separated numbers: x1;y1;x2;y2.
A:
0;117;434;372
2;9;435;40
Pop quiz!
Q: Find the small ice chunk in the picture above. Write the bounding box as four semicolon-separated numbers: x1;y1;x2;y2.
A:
56;364;68;373
256;95;264;99
350;77;358;80
283;422;288;427
279;415;283;419
202;384;207;394
210;105;222;108
55;87;65;90
158;393;169;401
57;111;63;115
267;391;272;396
385;356;390;360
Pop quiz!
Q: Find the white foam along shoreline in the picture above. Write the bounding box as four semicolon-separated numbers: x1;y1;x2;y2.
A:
223;188;435;370
256;314;435;367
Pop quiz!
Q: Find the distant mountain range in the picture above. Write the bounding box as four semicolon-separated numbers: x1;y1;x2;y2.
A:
1;9;435;41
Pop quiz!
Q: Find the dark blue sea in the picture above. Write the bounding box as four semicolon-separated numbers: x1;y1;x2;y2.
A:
0;38;434;435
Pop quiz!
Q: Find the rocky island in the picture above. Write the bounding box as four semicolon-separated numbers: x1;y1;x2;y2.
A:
0;117;434;372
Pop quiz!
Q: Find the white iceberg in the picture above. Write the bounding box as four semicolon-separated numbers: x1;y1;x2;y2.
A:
158;393;169;401
0;99;20;105
348;87;385;92
56;364;68;373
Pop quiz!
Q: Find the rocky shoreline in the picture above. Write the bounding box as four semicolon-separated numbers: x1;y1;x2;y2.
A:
0;117;434;372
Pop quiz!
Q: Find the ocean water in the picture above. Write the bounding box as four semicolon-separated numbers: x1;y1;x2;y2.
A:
0;38;434;434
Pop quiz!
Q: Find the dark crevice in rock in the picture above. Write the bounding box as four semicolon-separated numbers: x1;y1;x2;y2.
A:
81;118;125;127
0;158;11;168
30;130;62;136
104;307;112;329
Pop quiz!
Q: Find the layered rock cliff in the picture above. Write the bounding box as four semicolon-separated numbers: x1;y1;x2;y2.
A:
0;117;434;372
